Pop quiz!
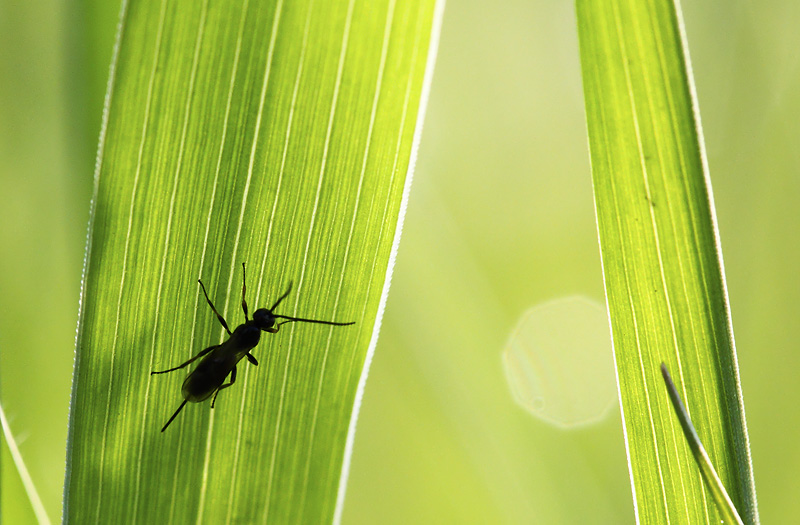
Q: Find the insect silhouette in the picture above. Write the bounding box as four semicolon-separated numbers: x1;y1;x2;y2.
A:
152;263;355;432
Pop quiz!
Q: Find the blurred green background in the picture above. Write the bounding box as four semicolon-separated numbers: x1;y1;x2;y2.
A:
1;0;798;523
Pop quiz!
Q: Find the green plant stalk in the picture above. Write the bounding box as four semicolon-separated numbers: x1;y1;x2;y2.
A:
63;0;443;522
576;0;758;522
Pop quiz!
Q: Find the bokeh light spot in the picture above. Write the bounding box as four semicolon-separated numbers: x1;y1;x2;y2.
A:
502;296;617;428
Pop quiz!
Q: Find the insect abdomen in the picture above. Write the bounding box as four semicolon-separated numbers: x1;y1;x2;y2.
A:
182;355;232;402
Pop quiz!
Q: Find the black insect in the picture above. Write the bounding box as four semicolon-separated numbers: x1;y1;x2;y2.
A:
152;263;354;432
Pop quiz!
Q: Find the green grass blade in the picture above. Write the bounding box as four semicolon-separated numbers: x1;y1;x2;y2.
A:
0;402;51;524
661;364;744;525
64;0;442;522
575;0;759;522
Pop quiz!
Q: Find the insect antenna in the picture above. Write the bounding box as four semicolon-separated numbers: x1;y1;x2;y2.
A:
269;281;355;327
269;281;293;311
275;315;356;327
161;399;189;432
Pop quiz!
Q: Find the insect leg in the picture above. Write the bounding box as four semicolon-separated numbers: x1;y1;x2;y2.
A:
245;352;258;366
160;399;189;432
198;278;232;335
241;262;250;322
211;365;237;408
151;344;219;375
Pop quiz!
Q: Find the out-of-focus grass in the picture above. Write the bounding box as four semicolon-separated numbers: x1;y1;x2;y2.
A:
0;0;109;522
2;0;799;523
346;0;799;522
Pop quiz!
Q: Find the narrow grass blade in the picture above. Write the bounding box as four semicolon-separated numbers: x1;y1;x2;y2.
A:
576;0;759;522
661;364;744;525
0;402;52;525
64;0;443;522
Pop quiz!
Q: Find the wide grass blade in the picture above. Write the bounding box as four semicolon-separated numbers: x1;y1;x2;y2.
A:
576;0;758;522
64;0;442;522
